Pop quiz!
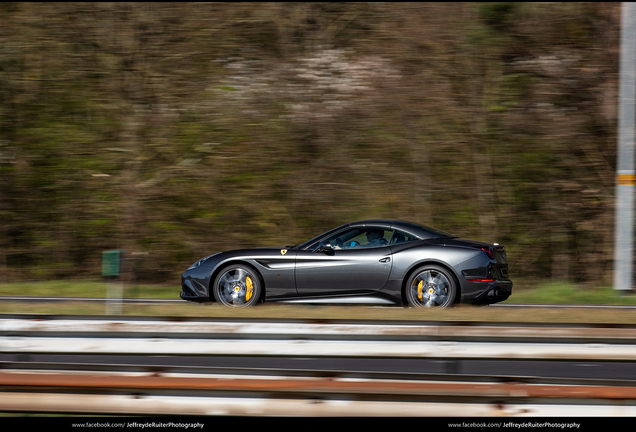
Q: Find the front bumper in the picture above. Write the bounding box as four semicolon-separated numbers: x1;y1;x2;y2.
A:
180;274;210;302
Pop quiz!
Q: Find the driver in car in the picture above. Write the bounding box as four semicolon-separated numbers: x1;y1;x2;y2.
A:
365;229;388;247
332;229;388;249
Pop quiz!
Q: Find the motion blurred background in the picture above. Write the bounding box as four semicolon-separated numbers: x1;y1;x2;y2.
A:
0;3;621;289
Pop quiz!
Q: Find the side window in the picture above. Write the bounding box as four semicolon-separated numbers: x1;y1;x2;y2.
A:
389;230;418;245
328;228;392;249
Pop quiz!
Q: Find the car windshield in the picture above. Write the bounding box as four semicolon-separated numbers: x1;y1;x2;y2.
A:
294;225;347;250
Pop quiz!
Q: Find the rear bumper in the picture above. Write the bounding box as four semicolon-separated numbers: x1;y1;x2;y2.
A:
471;280;513;305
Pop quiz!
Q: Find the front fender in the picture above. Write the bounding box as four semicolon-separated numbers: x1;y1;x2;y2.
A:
206;249;298;300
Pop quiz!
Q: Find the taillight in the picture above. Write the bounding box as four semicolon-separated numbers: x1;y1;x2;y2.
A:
474;246;494;260
473;246;495;259
466;278;496;282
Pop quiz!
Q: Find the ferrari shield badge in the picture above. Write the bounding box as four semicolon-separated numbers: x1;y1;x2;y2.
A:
280;249;287;255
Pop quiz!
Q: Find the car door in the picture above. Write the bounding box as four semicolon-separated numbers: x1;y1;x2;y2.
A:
294;227;393;296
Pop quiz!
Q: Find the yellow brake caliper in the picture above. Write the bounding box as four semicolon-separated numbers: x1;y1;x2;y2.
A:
246;276;253;301
417;280;423;301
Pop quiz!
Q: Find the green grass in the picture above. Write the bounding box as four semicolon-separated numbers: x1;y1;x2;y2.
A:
0;279;635;324
0;280;177;299
2;279;635;305
510;281;636;306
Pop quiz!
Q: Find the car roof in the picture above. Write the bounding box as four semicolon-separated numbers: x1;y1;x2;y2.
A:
348;219;453;239
296;219;455;250
348;219;396;229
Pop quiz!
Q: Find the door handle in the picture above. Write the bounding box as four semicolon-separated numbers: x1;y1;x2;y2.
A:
379;257;390;263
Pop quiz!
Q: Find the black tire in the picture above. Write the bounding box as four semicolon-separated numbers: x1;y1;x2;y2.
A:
405;264;456;308
212;264;262;307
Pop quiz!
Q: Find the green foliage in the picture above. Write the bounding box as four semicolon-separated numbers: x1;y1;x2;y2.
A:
477;2;518;32
0;3;621;287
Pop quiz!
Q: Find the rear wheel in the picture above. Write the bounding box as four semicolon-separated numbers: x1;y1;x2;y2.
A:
405;265;456;308
212;264;262;307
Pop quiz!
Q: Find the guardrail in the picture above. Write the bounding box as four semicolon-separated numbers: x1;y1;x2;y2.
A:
3;317;636;359
0;369;636;416
1;315;636;416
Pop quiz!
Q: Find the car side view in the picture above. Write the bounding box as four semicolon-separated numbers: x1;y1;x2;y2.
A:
180;219;512;308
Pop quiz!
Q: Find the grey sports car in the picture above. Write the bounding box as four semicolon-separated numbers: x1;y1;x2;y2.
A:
180;219;512;308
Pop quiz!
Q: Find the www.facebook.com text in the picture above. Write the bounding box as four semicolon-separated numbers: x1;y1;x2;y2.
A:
448;422;580;429
71;422;205;429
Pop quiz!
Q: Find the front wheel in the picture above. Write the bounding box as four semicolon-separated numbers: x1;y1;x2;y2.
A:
405;265;456;308
212;264;262;307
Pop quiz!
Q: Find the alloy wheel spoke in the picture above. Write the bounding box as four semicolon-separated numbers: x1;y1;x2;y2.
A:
215;267;258;306
411;269;452;308
234;268;247;284
424;271;433;284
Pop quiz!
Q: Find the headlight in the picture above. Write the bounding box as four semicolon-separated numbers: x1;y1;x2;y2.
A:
187;259;206;270
187;253;218;270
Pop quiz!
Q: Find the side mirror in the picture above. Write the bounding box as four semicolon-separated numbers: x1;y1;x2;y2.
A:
314;241;333;253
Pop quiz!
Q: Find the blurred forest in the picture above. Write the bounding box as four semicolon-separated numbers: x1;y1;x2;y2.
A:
0;3;622;286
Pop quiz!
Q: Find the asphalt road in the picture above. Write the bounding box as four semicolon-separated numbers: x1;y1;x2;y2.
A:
2;352;635;384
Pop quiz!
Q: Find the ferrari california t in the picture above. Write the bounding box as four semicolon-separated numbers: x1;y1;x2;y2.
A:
180;219;512;308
